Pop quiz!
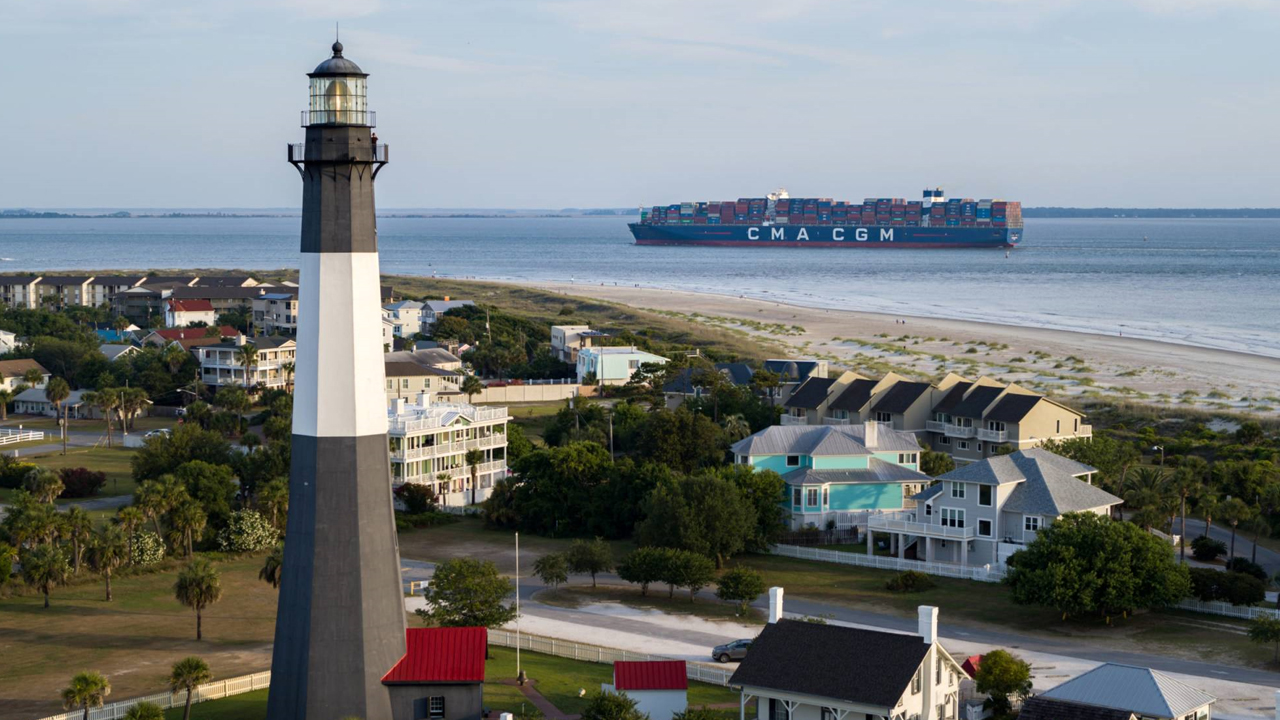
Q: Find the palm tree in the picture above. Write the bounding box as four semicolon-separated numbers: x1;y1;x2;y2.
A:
116;506;144;565
260;543;284;589
174;558;222;640
722;413;751;442
23;367;45;387
236;342;259;396
257;477;289;531
91;524;128;601
61;671;111;720
240;432;261;452
0;388;11;421
44;377;71;455
436;472;453;507
465;448;484;506
163;343;189;375
169;656;213;720
123;701;165;720
113;314;130;334
24;469;65;504
1197;492;1220;538
1245;515;1272;565
82;389;120;447
461;374;484;404
1220;497;1252;559
170;501;207;557
282;361;296;394
118;387;149;433
22;543;70;608
63;506;93;573
1169;466;1201;563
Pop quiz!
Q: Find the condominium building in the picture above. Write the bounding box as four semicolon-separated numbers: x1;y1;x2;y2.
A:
35;276;96;308
196;335;297;390
387;393;511;507
0;275;42;309
253;291;300;335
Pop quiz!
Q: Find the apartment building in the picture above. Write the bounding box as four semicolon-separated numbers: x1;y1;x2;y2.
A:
35;276;96;308
0;275;43;309
387;393;511;507
253;291;300;335
196;335;296;390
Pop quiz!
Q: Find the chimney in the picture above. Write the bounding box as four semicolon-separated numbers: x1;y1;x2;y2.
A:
390;397;405;416
768;587;784;623
864;420;878;448
918;605;938;644
443;295;450;302
416;391;432;407
234;333;247;347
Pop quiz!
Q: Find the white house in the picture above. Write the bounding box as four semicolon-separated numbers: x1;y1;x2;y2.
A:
0;329;17;354
551;325;610;363
384;300;425;338
387;392;511;507
252;291;299;335
1026;663;1215;720
13;387;90;418
422;299;474;327
731;592;968;720
604;661;688;720
0;359;50;393
165;298;218;328
99;344;141;362
196;335;297;390
576;346;668;385
868;449;1122;568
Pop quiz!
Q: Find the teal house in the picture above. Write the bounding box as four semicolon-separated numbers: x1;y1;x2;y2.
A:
731;421;931;531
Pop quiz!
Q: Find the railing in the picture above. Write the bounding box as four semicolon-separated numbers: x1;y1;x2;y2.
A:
926;420;946;433
868;510;976;539
822;417;851;426
399;460;507;482
488;630;733;687
771;544;1005;582
944;424;976;439
301;109;376;127
1175;599;1280;621
393;435;506;460
34;671;271;720
0;428;44;445
977;428;1007;442
780;414;807;426
389;406;509;433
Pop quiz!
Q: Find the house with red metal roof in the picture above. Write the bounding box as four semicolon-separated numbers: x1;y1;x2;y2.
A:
605;661;689;720
382;627;487;720
165;298;218;328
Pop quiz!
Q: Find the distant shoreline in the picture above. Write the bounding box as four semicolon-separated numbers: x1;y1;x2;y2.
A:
4;209;1280;220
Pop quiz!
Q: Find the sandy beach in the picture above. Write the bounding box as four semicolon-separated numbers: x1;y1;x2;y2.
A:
510;280;1280;419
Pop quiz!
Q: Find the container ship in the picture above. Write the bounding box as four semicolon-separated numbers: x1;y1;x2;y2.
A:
629;189;1022;249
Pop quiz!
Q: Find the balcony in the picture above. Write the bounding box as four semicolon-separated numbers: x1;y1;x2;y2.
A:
393;434;507;460
300;109;376;127
926;420;946;433
945;424;976;438
868;510;976;540
399;460;507;483
977;428;1008;443
822;417;851;426
780;414;808;426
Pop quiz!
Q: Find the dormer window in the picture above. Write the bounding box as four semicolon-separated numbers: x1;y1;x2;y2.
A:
786;455;800;467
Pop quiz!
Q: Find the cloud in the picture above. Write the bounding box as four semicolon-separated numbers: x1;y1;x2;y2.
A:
343;29;536;74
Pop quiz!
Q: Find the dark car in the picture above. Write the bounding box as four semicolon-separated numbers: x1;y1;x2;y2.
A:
712;638;752;663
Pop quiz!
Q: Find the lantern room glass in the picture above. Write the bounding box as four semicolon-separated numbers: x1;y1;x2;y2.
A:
308;76;368;126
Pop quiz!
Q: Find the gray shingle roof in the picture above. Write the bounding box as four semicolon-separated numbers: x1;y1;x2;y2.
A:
781;459;930;486
939;450;1119;516
784;377;835;409
731;423;922;456
933;382;973;413
1040;664;1215;718
763;359;820;383
829;378;877;412
984;393;1045;423
911;483;945;501
872;381;933;414
663;363;754;394
949;385;1003;419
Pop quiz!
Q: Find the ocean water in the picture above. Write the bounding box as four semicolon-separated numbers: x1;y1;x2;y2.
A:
1;216;1277;358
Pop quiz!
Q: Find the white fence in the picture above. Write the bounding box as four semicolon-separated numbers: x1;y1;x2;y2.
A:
1176;598;1280;621
488;629;733;687
771;543;1008;583
0;428;44;446
36;671;270;720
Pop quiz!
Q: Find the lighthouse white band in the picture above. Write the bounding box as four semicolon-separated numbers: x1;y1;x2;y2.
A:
292;251;388;438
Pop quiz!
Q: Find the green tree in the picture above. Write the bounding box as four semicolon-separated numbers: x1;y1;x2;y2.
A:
118;387;149;433
123;701;165;720
82;389;120;447
61;671;111;720
260;542;284;589
170;500;208;557
0;388;11;421
45;376;71;455
533;552;569;588
581;690;647;720
461;374;484;403
1004;513;1191;620
213;385;249;438
668;550;716;602
636;473;757;568
616;547;671;596
973;649;1032;719
415;558;517;629
174;558;223;640
722;413;751;442
116;506;145;565
1247;616;1280;663
0;542;16;579
174;460;238;529
169;656;213;720
90;524;128;601
1220;497;1252;559
22;543;70;608
465;448;484;506
716;566;766;613
920;451;955;477
1169;464;1203;564
566;537;613;588
236;342;259;395
257;477;290;530
24;468;65;504
63;506;93;573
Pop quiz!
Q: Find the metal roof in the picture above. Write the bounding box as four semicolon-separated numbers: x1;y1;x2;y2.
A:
781;460;930;487
613;661;688;691
382;627;486;685
310;42;367;76
731;423;922;457
1040;664;1215;718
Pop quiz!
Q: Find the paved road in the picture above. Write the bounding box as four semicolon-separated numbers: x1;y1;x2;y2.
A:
1176;517;1280;576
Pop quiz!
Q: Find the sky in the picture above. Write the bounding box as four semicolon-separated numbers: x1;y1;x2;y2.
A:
6;0;1280;209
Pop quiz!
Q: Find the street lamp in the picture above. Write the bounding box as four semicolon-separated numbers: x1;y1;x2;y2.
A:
1152;445;1164;466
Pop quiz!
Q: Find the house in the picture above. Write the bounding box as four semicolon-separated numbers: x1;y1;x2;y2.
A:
926;375;1090;464
869;449;1121;567
142;326;241;348
762;359;827;405
422;299;475;328
1033;663;1215;720
732;422;931;531
253;291;300;335
551;325;610;363
0;275;43;309
605;661;688;720
196;336;297;390
385;360;461;400
387;392;510;507
382;317;398;352
384;300;426;338
382;627;486;720
663;363;755;408
780;371;865;426
576;346;668;385
94;325;141;345
165;299;218;328
731;595;967;720
0;329;17;354
387;348;465;374
13;387;90;418
99;344;141;362
0;359;51;393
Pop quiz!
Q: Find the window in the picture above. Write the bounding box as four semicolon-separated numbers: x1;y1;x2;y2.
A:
428;696;445;719
792;488;802;507
770;700;787;720
1056;419;1061;434
386;379;392;389
987;420;1005;431
978;485;993;507
950;482;966;499
822;487;829;506
876;411;892;423
978;519;993;537
786;455;800;467
939;436;950;446
402;379;410;389
1025;516;1041;532
934;412;950;423
957;441;969;451
911;667;922;694
898;452;918;464
806;488;819;507
821;709;835;720
976;442;983;452
924;503;932;516
1074;418;1079;432
936;656;942;683
628;359;640;370
941;508;965;528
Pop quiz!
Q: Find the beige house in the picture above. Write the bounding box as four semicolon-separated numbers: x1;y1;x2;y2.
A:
926;374;1091;463
253;291;300;335
385;360;461;401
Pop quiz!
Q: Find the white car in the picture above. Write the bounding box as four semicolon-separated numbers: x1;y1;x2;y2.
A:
143;428;172;439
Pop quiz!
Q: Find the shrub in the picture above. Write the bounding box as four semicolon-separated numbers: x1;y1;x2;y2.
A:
216;510;277;553
0;542;15;579
1225;557;1268;581
716;566;766;611
885;570;936;593
131;530;166;566
1188;567;1222;602
0;459;38;490
399;511;457;529
394;483;437;515
1219;572;1266;606
57;467;108;498
1191;535;1226;562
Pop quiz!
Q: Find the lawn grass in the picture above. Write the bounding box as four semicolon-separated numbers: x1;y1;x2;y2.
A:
27;446;140;499
8;415;175;433
167;688;269;719
398;516;633;574
537;586;765;625
507;401;568;443
0;553;276;720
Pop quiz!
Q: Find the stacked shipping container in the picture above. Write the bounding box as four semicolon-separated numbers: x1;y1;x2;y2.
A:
645;196;1021;229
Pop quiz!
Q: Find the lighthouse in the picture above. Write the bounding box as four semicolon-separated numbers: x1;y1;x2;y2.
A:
267;41;404;720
